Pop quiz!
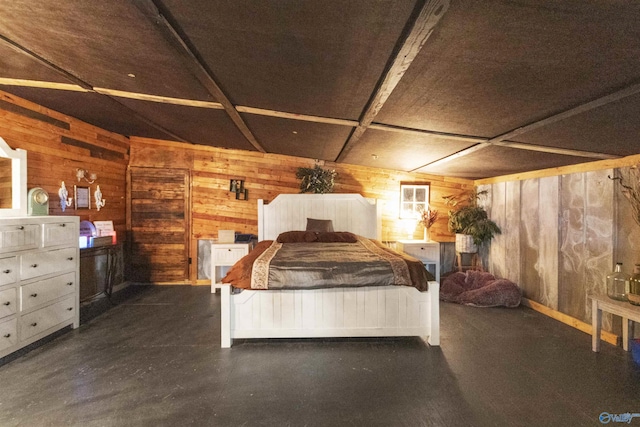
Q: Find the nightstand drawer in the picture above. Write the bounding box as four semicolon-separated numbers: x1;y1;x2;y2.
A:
213;248;248;264
399;243;439;261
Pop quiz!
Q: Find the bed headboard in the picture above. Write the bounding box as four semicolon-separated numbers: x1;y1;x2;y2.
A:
258;193;382;241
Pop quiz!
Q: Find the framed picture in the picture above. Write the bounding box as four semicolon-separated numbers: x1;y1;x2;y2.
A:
74;185;90;209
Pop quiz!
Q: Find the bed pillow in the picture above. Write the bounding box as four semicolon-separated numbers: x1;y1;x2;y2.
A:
276;230;318;243
306;218;334;232
315;231;358;243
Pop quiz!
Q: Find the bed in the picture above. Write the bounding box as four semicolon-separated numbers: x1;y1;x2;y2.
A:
219;193;440;348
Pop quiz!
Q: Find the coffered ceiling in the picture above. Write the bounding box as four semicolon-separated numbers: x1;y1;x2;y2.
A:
1;0;639;179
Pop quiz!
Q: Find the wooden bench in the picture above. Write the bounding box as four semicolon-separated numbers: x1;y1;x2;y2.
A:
590;294;640;352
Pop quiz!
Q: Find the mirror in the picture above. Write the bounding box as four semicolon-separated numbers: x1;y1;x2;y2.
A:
0;136;28;217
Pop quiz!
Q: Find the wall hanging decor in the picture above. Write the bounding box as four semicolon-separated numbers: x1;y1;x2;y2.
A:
58;181;73;212
230;179;248;201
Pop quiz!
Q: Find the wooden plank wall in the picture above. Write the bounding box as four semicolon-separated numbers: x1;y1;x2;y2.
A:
0;90;129;239
129;137;474;282
0;158;10;208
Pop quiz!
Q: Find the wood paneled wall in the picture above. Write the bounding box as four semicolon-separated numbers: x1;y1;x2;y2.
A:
0;90;129;239
129;137;474;282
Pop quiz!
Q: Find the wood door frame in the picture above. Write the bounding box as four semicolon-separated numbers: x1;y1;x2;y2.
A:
126;166;192;284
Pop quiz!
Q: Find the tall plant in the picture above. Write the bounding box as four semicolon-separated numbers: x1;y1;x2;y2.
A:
443;190;501;246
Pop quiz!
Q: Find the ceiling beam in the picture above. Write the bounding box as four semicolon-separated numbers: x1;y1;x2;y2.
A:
132;0;266;153
418;81;640;170
0;77;626;163
334;0;450;162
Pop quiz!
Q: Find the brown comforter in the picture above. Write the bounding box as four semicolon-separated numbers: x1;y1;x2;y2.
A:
221;233;434;292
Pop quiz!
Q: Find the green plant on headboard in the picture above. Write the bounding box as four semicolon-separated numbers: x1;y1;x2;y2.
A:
296;164;337;194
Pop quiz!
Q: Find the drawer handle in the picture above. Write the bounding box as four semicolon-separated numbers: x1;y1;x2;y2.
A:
67;282;73;286
30;293;38;298
3;333;10;338
3;301;10;306
67;307;73;311
67;257;74;261
59;223;66;227
31;264;38;268
17;226;24;230
2;269;9;274
30;322;37;327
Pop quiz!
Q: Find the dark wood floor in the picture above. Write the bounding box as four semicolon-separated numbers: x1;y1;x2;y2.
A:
0;285;638;426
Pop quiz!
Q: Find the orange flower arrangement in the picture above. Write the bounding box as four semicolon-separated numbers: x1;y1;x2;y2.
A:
420;207;439;229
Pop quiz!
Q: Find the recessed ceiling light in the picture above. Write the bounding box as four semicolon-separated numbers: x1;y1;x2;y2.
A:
292;131;298;134
127;73;136;78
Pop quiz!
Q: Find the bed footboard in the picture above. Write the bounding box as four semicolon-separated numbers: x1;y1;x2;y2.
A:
220;282;439;348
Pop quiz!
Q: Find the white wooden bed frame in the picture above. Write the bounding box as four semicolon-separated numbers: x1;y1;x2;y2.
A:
220;193;440;348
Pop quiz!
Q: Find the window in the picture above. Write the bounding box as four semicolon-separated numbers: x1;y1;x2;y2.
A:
400;183;430;219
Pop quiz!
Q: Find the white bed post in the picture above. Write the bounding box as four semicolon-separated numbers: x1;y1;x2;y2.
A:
221;284;232;348
427;282;440;346
257;199;265;241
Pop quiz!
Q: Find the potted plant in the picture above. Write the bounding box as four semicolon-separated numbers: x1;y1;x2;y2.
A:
296;164;337;194
444;190;501;253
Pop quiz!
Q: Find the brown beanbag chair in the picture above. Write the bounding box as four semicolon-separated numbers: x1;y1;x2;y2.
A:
440;270;521;308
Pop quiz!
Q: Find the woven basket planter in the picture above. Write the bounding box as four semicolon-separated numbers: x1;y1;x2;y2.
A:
455;233;477;253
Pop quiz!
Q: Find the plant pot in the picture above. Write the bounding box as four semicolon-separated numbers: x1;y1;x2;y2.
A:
455;233;477;253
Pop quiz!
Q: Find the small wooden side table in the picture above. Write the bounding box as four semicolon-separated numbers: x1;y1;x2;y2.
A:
590;294;640;352
210;242;252;293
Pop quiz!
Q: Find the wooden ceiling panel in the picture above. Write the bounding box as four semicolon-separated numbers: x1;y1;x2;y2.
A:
0;1;214;101
514;93;640;157
164;0;420;120
0;43;70;84
376;0;640;138
241;114;351;161
417;145;590;179
116;98;256;151
341;128;475;171
1;86;176;140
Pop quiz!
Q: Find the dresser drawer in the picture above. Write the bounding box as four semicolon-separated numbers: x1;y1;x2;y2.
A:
21;272;76;312
213;247;248;264
399;242;439;261
0;224;39;253
0;256;17;286
0;318;18;352
0;287;17;318
43;221;78;247
20;247;77;280
20;296;75;341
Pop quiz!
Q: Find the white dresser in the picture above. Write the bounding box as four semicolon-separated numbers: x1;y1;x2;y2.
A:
0;216;79;359
397;240;440;283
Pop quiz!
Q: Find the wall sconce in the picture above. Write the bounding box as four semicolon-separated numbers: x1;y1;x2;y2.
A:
94;185;106;211
58;181;73;212
76;168;97;184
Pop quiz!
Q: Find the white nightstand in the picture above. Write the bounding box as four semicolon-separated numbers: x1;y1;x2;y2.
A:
211;242;252;293
397;240;440;283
